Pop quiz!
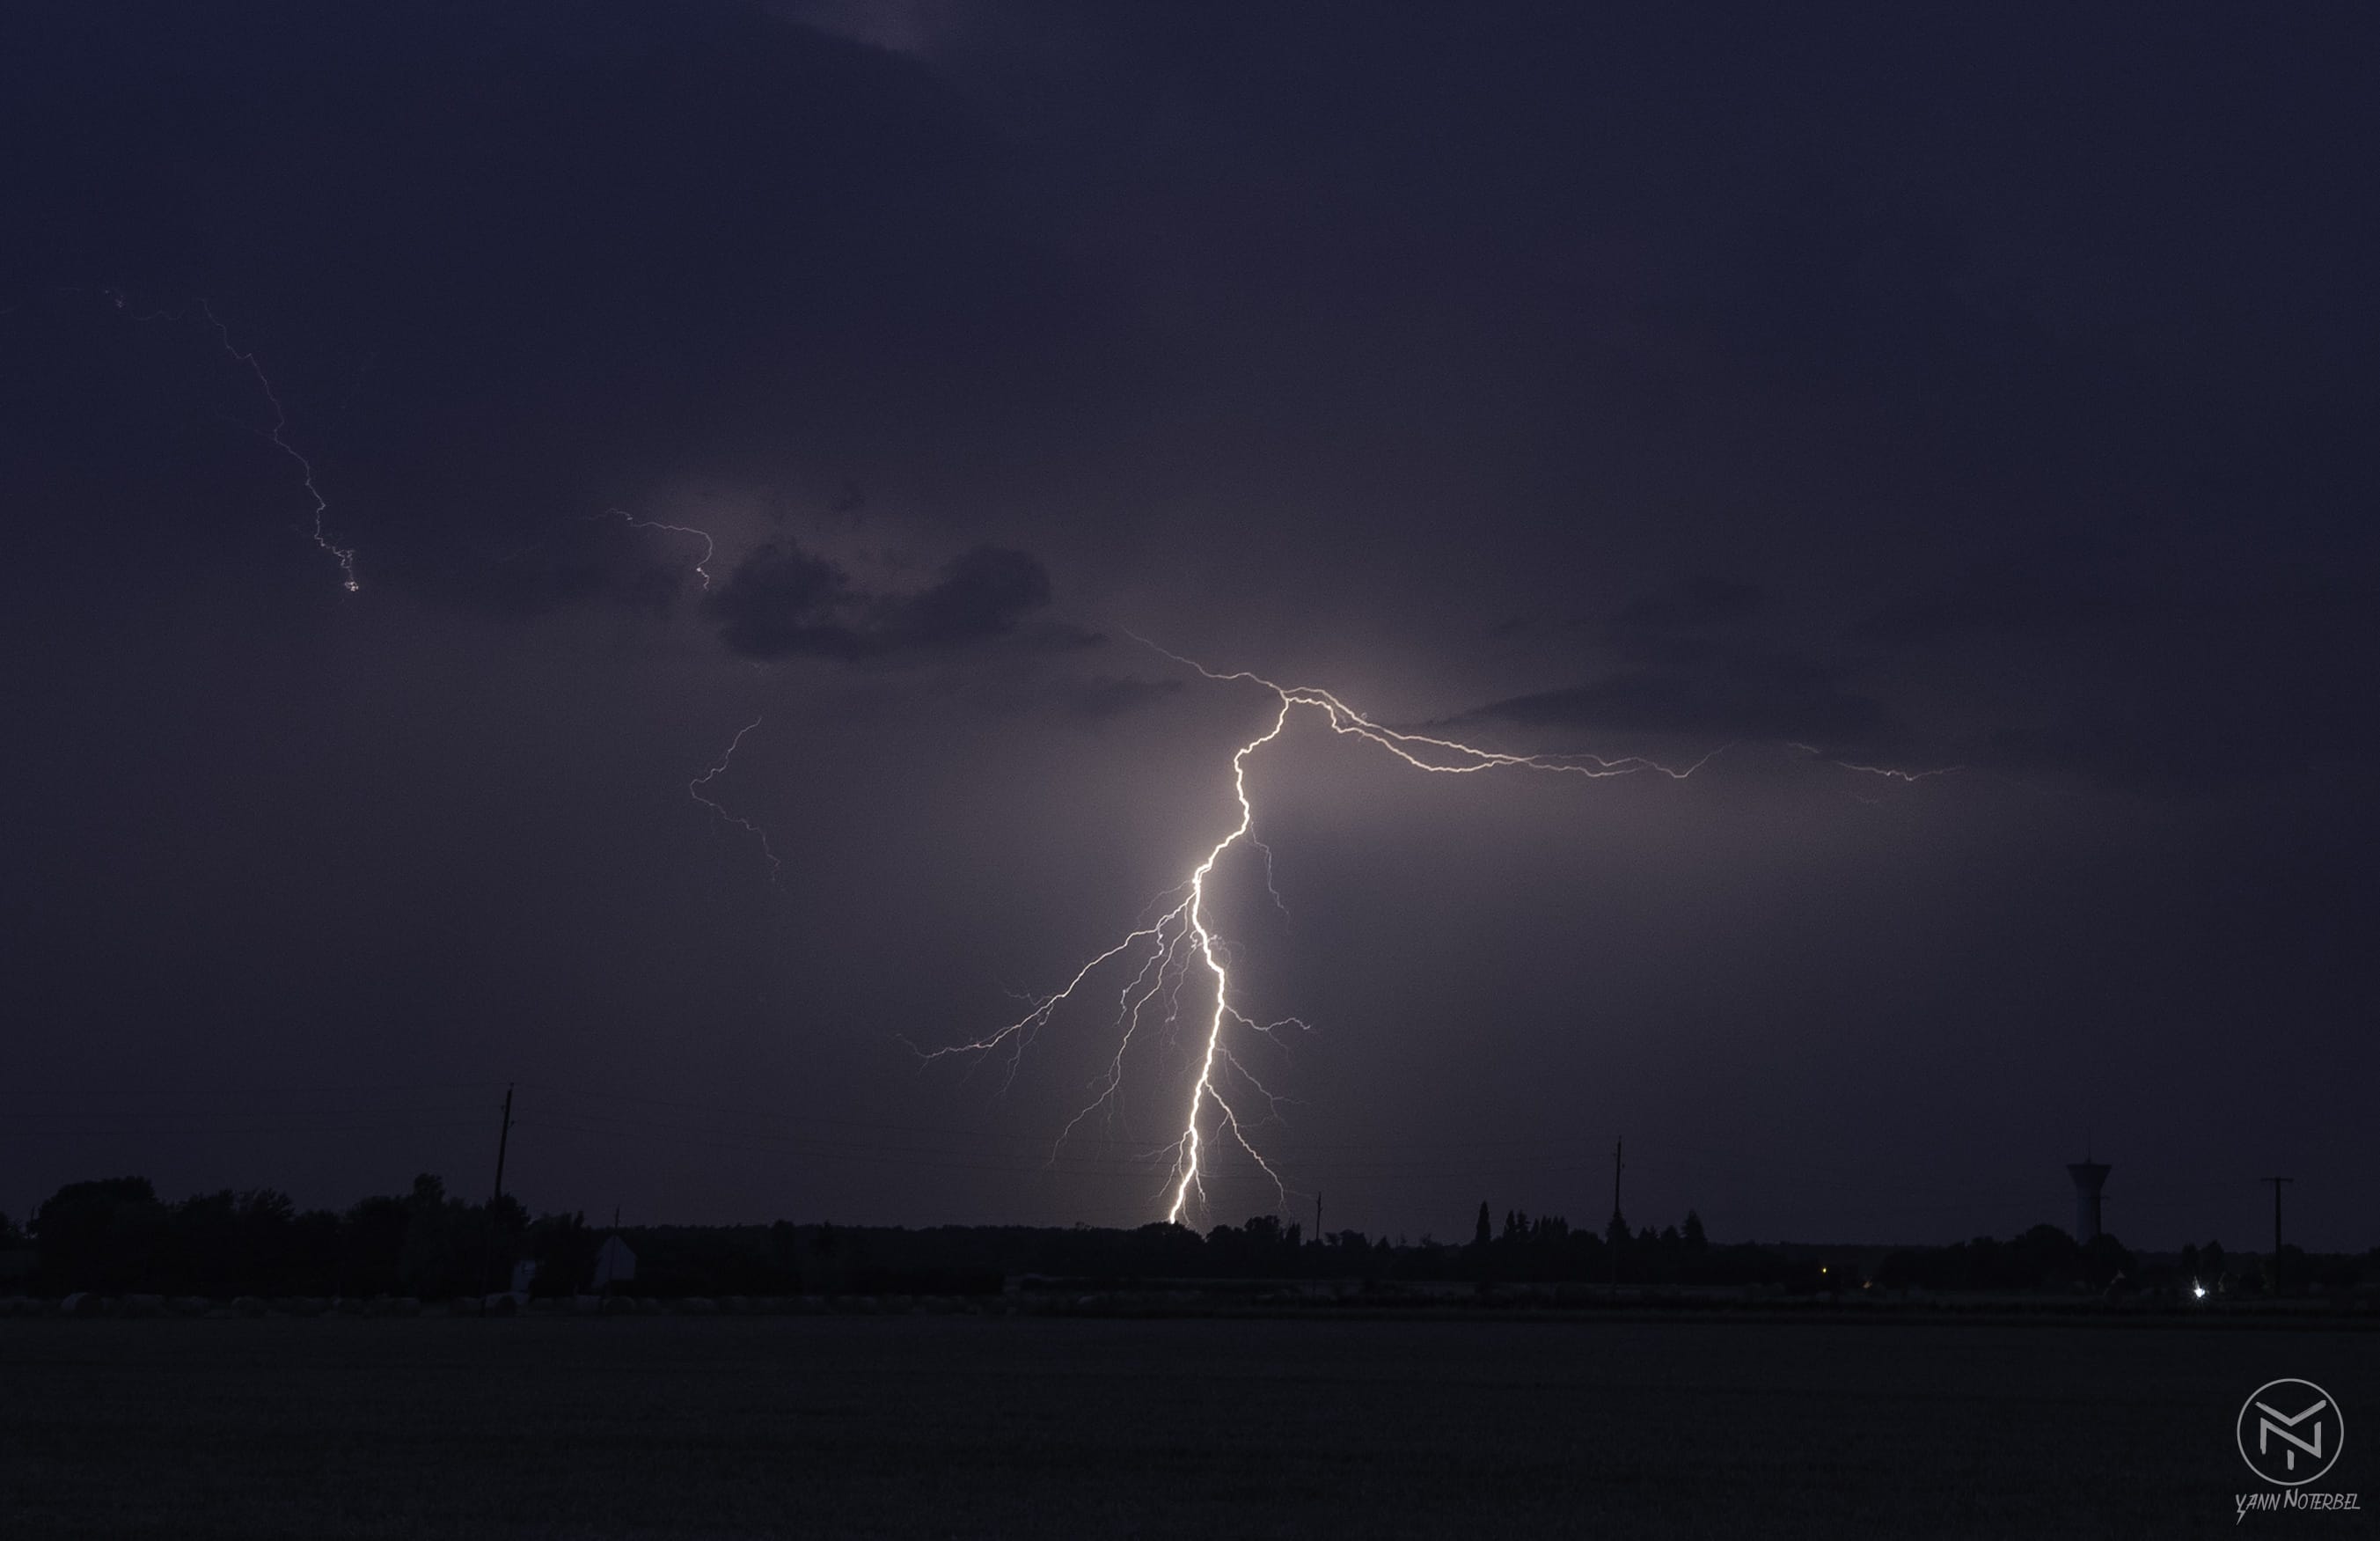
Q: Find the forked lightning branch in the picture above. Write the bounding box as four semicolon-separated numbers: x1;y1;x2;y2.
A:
921;644;1819;1225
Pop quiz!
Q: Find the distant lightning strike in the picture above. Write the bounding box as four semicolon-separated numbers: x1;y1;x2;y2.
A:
601;507;718;591
197;301;359;593
79;289;360;591
689;716;782;886
1786;743;1963;784
926;645;1732;1227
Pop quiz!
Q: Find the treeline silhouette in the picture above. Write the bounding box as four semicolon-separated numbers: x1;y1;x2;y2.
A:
3;1173;2273;1301
619;1206;1827;1298
10;1175;587;1299
1875;1231;2357;1297
11;1175;2373;1301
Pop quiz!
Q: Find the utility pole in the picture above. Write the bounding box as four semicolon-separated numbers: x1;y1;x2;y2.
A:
492;1083;515;1207
481;1084;515;1313
1610;1136;1625;1290
1314;1192;1322;1244
2262;1176;2294;1287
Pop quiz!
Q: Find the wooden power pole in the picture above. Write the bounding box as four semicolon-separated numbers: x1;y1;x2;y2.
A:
1610;1136;1625;1289
480;1084;516;1312
2262;1175;2294;1284
492;1083;515;1207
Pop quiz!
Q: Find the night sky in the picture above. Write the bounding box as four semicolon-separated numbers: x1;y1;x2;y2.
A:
4;3;2374;1250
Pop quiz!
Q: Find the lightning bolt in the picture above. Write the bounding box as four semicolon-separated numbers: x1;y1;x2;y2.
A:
197;301;359;593
599;506;718;591
688;716;782;885
924;642;1729;1228
68;288;361;591
1786;743;1963;785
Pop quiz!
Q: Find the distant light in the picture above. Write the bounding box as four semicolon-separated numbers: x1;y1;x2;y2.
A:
2193;1280;2208;1300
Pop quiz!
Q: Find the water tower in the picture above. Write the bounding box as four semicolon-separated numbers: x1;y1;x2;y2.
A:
2066;1159;2111;1244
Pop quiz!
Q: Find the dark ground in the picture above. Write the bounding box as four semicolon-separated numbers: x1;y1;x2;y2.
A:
1;1314;2370;1538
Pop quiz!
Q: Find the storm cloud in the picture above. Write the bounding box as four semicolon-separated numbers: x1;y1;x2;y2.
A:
4;2;2373;1248
1475;662;1899;751
704;540;1073;662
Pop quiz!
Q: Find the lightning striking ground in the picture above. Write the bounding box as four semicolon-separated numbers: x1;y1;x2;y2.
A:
689;716;783;885
924;645;1731;1227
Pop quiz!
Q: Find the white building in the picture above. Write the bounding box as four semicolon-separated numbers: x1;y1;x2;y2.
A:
591;1235;636;1291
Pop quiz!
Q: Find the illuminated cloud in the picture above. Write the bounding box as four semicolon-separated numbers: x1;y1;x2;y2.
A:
704;539;1078;662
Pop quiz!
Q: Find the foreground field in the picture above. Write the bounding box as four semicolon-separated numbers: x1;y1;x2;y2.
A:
2;1313;2371;1538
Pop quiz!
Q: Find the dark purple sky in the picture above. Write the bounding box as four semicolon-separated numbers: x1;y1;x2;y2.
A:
4;3;2374;1250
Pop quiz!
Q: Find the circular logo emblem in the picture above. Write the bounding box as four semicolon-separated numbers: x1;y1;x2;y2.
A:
2237;1378;2344;1487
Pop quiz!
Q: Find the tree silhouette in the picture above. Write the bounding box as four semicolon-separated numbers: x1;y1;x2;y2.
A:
32;1177;163;1293
343;1194;410;1296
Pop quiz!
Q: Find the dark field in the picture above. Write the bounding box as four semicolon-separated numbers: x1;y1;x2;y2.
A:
3;1313;2372;1538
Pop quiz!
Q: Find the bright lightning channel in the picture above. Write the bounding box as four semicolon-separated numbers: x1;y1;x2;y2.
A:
689;716;782;885
923;644;1730;1228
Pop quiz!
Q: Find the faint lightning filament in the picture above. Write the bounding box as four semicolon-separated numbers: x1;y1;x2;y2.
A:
601;507;718;591
689;716;782;885
200;302;359;592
